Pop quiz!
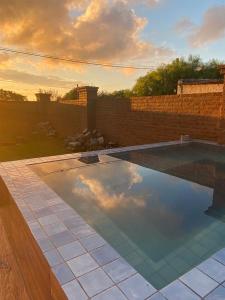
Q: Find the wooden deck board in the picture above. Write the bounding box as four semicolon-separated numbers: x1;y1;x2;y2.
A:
0;177;67;300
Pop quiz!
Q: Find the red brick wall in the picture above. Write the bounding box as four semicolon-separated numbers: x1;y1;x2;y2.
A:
0;91;224;146
96;93;223;146
0;100;87;141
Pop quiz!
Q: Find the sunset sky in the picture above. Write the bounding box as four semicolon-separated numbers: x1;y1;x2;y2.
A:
0;0;225;100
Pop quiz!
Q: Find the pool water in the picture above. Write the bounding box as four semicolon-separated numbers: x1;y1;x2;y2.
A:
32;143;225;289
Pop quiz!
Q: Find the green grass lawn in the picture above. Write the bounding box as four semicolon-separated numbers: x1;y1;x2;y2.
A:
0;136;70;162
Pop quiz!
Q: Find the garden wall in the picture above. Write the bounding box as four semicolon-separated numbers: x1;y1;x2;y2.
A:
96;93;223;146
0;87;224;146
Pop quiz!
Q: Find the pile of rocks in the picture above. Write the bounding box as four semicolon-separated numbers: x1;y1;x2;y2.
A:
33;121;57;137
65;129;117;152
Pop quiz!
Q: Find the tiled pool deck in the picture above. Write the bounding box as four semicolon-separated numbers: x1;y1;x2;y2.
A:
1;140;225;299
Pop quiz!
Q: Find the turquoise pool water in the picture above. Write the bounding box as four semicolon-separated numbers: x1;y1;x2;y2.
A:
32;143;225;289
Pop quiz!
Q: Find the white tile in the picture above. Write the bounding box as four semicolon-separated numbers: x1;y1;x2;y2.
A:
68;253;98;277
58;241;86;261
91;244;120;266
49;230;76;247
92;286;127;300
52;263;75;285
161;280;200;300
197;258;225;283
148;292;167;300
78;268;113;297
180;268;218;297
43;222;67;236
103;258;136;283
63;279;88;300
205;285;225;300
80;234;106;251
213;248;225;265
44;249;63;267
118;273;156;300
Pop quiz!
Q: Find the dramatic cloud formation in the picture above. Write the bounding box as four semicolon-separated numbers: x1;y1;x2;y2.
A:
174;18;195;34
189;5;225;47
0;0;172;66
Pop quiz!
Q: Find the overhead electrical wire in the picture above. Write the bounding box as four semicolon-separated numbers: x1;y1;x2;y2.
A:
0;47;156;70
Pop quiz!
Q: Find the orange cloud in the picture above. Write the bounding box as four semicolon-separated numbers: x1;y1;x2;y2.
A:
0;0;173;67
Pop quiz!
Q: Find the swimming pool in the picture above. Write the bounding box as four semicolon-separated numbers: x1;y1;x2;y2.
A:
31;142;225;289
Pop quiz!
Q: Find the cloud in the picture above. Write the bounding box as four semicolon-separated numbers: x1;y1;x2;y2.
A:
189;5;225;47
0;0;172;67
0;69;81;88
125;0;160;7
174;18;195;34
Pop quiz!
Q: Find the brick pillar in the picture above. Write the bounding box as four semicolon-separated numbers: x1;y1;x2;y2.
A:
77;86;99;131
218;66;225;144
35;92;52;119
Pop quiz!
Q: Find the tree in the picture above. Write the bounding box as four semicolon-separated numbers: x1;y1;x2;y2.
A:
62;88;78;100
0;89;27;101
132;56;223;96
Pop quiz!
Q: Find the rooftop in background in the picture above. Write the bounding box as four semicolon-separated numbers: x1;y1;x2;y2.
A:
178;79;224;85
177;79;224;95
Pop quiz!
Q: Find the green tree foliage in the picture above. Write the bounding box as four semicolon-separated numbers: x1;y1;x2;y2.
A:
0;89;27;101
98;89;133;99
132;56;223;96
62;88;78;100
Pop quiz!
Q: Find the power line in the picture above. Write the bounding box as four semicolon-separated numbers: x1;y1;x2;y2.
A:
0;47;156;70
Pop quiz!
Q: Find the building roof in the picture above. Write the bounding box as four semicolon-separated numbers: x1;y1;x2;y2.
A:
178;79;224;85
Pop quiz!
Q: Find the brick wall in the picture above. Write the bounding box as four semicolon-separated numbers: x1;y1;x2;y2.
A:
96;93;223;146
0;100;87;142
0;87;225;146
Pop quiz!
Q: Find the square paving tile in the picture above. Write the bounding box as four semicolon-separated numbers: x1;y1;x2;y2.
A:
148;292;167;300
44;249;63;267
213;248;225;265
64;217;86;230
118;273;156;300
37;238;54;252
80;234;106;251
58;241;86;261
180;268;218;297
71;224;96;239
38;214;59;226
103;258;137;283
63;279;88;300
43;222;67;236
197;258;225;283
78;268;114;297
49;230;76;247
92;286;127;300
52;263;75;285
161;280;200;300
205;285;225;300
68;253;98;277
91;244;120;266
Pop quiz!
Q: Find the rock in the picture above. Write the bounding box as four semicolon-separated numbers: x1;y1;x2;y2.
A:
89;138;98;146
97;136;104;145
67;141;82;151
82;128;88;134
